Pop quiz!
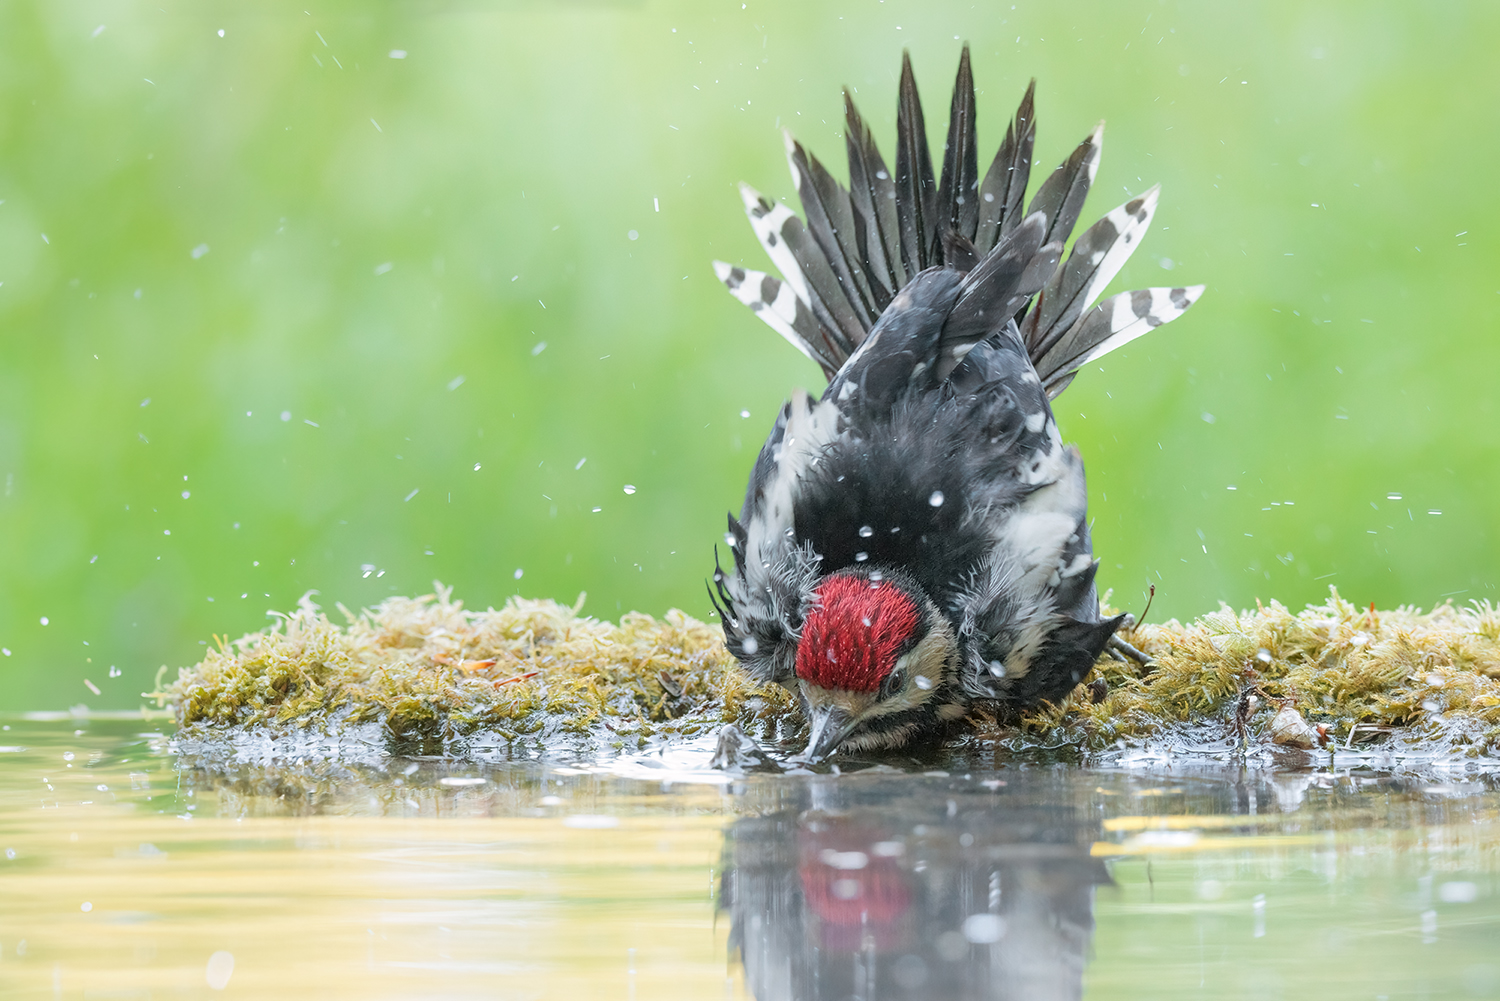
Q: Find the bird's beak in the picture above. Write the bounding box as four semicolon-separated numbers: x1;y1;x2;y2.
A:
799;702;857;764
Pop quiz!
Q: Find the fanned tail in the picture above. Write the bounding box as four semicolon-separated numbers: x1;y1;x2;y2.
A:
716;45;1202;392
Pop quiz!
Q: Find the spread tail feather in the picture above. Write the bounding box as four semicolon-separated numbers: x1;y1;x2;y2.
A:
717;48;1201;392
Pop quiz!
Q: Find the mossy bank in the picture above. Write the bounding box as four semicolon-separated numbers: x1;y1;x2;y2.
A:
155;584;1500;761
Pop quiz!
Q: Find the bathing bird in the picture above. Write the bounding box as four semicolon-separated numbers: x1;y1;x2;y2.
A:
710;48;1202;761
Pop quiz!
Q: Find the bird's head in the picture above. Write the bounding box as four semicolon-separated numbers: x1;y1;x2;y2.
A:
793;569;960;762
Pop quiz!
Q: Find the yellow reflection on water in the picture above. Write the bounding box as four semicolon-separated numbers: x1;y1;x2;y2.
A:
2;800;741;998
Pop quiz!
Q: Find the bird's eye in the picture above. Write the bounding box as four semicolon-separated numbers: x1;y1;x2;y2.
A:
882;668;905;697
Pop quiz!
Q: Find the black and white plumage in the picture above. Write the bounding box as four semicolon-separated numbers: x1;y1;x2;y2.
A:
710;48;1203;761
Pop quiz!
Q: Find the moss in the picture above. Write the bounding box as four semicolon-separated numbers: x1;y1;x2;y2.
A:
157;584;797;754
999;588;1500;758
159;584;1500;760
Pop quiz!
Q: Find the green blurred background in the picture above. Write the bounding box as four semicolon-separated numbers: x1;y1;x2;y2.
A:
1;1;1496;710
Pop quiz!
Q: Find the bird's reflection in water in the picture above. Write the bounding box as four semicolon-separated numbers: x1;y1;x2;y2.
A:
720;772;1107;1001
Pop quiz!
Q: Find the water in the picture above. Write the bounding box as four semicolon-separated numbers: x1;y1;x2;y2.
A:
3;716;1498;999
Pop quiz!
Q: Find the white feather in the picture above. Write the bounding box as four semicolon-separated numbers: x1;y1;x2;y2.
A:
713;260;818;364
738;183;812;309
1080;284;1206;367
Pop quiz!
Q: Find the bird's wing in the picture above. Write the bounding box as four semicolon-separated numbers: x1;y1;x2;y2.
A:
711;389;842;685
942;333;1122;703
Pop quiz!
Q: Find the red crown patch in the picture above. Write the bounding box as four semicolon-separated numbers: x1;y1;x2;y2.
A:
795;573;921;692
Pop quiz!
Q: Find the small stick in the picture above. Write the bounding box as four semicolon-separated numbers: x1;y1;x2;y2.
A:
494;671;540;687
1137;583;1156;626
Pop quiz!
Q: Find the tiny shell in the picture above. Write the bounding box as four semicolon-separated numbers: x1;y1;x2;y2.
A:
1270;705;1318;749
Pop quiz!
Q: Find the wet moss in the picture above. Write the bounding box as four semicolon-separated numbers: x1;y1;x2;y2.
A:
159;585;1500;759
157;584;796;754
1009;588;1500;757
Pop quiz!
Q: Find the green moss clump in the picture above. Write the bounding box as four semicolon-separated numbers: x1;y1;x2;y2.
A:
1011;588;1500;758
161;585;1500;761
156;583;796;753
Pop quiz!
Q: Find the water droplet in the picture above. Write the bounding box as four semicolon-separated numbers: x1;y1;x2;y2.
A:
622;484;636;495
858;525;873;538
988;660;1006;678
181;491;190;499
854;551;869;562
962;913;1006;944
1255;648;1272;665
205;951;235;991
724;532;736;546
1387;492;1402;501
928;491;945;507
280;411;291;422
627;229;639;241
741;636;758;654
473;463;481;471
574;457;587;470
80;901;92;912
513;568;523;580
39;616;49;626
740;410;751;419
914;675;934;690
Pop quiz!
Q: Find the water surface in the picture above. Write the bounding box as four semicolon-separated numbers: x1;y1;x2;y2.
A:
2;715;1497;999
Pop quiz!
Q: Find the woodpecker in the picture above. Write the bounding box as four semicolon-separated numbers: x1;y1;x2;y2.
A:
709;48;1202;762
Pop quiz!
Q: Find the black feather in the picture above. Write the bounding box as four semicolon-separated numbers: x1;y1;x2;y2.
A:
825;269;964;421
895;51;937;276
844;90;904;302
990;615;1124;705
934;44;980;252
975;80;1037;254
765;198;865;356
1025;124;1102;252
938;213;1048;365
940;230;980;275
787;135;879;331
